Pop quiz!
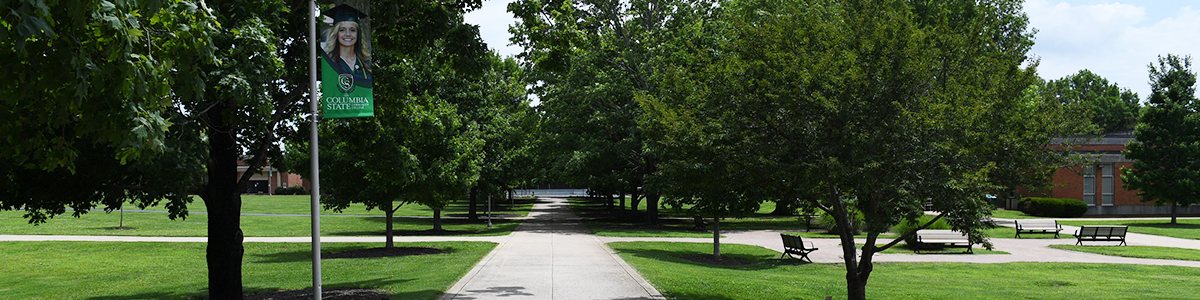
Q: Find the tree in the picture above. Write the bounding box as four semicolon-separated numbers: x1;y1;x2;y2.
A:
0;0;213;223
511;0;718;224
285;22;495;244
1045;70;1141;133
5;0;491;297
640;1;1044;299
1122;54;1199;224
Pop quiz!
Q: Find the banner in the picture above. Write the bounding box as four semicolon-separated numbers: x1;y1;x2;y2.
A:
320;2;374;118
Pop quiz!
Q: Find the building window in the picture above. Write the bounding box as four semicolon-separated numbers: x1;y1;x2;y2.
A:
1083;166;1096;206
1101;164;1114;206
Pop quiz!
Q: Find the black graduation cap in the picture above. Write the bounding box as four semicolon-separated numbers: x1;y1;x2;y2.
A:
323;4;368;24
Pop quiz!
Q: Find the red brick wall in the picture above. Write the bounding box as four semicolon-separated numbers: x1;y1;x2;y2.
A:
1112;162;1143;205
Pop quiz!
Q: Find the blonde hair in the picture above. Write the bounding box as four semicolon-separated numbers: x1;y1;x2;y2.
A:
322;20;372;72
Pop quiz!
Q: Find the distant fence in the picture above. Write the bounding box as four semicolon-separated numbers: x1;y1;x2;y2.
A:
512;189;590;198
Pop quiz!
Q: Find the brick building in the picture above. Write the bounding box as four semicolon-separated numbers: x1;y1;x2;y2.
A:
237;160;307;195
1022;130;1200;216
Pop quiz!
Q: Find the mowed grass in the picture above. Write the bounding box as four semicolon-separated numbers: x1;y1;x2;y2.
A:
1050;245;1200;262
0;199;530;237
568;198;809;238
1056;219;1200;240
0;241;495;300
199;195;536;218
0;211;521;237
610;242;1200;300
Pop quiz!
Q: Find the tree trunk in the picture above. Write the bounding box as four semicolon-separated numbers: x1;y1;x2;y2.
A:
433;209;443;231
645;191;660;225
618;191;626;211
1171;204;1178;225
630;189;642;212
712;216;721;258
605;192;613;210
203;103;244;299
385;201;395;249
770;199;792;216
468;186;479;221
847;274;868;300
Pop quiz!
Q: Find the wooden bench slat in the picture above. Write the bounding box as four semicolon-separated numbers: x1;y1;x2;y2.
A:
780;233;818;262
1074;225;1128;246
1014;219;1063;238
914;230;973;254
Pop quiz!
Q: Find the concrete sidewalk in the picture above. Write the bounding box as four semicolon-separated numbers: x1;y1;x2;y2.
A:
440;198;664;300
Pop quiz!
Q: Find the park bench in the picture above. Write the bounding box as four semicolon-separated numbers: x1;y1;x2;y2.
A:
692;215;708;231
1014;219;1063;238
915;229;973;253
1073;225;1128;246
780;233;818;262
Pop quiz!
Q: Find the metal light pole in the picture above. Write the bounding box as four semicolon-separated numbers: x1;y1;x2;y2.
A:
308;0;323;298
487;195;493;228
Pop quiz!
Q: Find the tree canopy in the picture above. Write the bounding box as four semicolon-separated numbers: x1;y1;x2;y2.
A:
639;0;1054;299
1045;69;1142;133
1122;54;1199;224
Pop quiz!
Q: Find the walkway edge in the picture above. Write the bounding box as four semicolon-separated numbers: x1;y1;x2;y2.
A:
439;234;511;300
595;235;667;299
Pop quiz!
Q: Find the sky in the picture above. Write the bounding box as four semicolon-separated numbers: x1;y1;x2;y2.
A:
463;0;1200;101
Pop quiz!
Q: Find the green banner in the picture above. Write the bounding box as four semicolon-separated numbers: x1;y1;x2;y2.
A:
320;3;373;119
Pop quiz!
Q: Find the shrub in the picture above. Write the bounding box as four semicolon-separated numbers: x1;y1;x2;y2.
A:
892;215;952;246
818;211;865;235
274;185;308;195
1019;197;1087;217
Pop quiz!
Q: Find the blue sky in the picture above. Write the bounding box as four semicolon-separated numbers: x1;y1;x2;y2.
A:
464;0;1199;101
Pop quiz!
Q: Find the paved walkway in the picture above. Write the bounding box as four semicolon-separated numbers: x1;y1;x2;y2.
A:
600;218;1200;268
439;197;664;300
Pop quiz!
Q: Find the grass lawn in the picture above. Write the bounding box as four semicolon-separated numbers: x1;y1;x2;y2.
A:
568;198;808;238
1049;245;1200;262
0;210;522;237
1057;219;1200;240
0;241;495;300
610;241;1200;300
198;195;536;218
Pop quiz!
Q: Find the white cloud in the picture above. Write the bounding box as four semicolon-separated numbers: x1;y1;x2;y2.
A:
1026;0;1200;100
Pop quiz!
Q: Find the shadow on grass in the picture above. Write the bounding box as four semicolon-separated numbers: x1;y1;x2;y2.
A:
250;245;468;263
326;217;519;236
617;247;786;271
86;291;203;300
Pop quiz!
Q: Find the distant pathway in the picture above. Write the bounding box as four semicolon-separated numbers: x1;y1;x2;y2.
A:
439;198;664;300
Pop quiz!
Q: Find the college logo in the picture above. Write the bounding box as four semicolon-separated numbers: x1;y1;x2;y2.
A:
338;73;355;93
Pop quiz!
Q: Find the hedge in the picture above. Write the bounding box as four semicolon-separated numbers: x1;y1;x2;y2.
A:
1019;197;1087;217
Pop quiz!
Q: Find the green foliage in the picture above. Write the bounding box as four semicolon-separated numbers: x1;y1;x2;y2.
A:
1018;197;1088;217
0;0;216;224
1044;70;1142;133
817;211;867;236
1122;54;1200;223
637;0;1041;298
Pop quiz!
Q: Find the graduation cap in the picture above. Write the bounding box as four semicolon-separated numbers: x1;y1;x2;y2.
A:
323;4;368;24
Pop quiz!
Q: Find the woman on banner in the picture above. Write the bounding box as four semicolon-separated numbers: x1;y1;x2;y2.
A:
322;4;372;90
